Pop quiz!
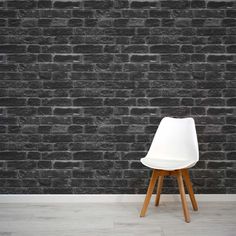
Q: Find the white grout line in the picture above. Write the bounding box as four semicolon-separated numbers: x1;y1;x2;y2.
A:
0;194;235;203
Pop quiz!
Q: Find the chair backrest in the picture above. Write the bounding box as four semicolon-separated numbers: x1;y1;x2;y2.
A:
146;117;199;162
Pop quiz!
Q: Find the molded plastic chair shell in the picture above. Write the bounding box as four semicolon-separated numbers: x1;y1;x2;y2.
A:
141;117;199;171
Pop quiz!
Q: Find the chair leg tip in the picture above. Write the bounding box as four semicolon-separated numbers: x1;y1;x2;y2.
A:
185;216;191;223
193;205;198;211
140;212;146;217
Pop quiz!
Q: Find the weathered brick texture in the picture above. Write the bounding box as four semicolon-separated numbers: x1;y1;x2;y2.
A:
0;0;235;194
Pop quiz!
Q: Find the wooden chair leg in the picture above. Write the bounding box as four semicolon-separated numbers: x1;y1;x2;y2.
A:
155;175;164;206
140;169;158;217
182;169;198;211
176;170;190;223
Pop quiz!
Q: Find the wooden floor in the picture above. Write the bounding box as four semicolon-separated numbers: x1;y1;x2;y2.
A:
0;201;235;236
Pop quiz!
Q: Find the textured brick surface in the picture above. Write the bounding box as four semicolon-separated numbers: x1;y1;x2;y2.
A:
0;0;236;194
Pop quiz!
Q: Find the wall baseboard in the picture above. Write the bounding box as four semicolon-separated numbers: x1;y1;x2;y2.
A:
0;194;235;203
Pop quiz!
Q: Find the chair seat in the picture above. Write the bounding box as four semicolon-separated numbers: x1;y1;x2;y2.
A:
141;157;196;171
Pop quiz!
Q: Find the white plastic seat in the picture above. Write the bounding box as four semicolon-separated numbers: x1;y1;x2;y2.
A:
141;117;199;171
140;117;199;223
141;158;196;171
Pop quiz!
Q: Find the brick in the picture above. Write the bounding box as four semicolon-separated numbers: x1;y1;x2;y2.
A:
149;10;170;18
53;1;80;8
40;170;71;178
149;64;171;71
74;98;103;106
54;55;80;62
114;19;128;27
227;98;236;106
195;45;225;53
73;152;103;160
84;160;114;169
150;98;180;106
222;19;236;27
207;108;234;115
7;108;37;116
43;28;72;35
181;45;194;53
227;152;236;160
84;1;113;9
0;170;18;178
68;125;83;133
191;0;206;8
73;45;103;53
84;107;113;116
0;45;26;53
73;64;94;71
73;117;94;124
150;45;179;53
42;98;72;106
105;28;135;36
68;19;83;27
7;161;37;170
114;0;129;9
207;55;233;62
54;108;81;116
84;19;98;27
7;54;37;63
43;81;72;89
0;152;26;160
207;1;234;9
27;45;40;53
0;98;26;106
73;170;94;178
42;45;71;53
130;1;157;8
145;19;160;27
161;1;190;9
122;45;148;53
0;10;17;17
124;170;149;178
38;1;52;8
131;55;158;62
226;64;236;71
161;54;190;63
8;1;37;9
226;45;236;53
0;64;17;71
38;54;52;62
84;54;113;63
43;135;72;143
226;170;236;178
197;28;226;35
128;19;145;27
196;98;225;106
226;10;236;17
53;161;80;169
222;125;236;133
42;152;71;160
131;108;157;115
72;10;94;18
226;117;236;124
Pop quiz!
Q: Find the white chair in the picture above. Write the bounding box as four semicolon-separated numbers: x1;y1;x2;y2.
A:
140;117;199;223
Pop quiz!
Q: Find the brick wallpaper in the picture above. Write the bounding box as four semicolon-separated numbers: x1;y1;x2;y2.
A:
0;0;235;194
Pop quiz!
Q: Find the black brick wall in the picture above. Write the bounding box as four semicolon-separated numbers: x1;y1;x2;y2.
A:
0;0;235;194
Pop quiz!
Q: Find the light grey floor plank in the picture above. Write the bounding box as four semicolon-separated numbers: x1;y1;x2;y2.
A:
0;201;235;236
